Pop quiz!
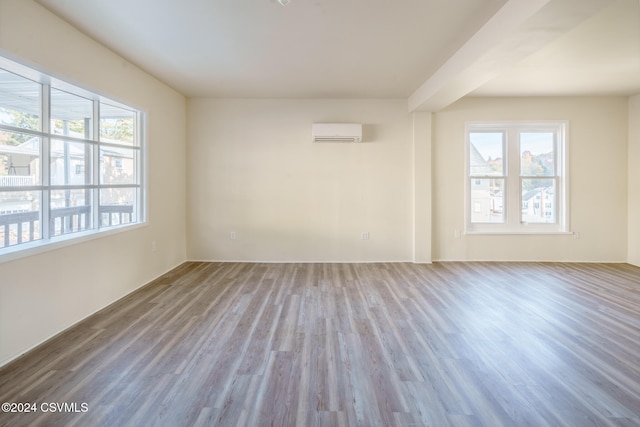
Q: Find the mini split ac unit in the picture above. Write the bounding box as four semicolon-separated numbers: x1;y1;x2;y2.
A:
312;123;362;142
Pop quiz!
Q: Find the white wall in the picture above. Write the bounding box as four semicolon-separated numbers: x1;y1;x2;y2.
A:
0;0;187;365
187;96;630;264
187;98;414;262
629;94;640;266
432;96;628;262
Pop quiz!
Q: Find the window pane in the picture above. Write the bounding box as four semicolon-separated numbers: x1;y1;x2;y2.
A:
50;139;92;185
469;132;504;176
0;130;40;185
51;89;93;139
0;190;41;247
50;189;93;236
520;132;555;176
100;188;136;226
522;179;556;223
0;68;41;131
1;58;144;255
100;104;135;146
100;146;136;185
470;178;504;223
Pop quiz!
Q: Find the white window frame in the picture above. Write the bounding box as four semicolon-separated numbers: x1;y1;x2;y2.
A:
465;121;569;235
0;55;146;260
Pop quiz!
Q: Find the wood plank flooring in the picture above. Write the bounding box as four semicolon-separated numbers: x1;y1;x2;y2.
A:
1;262;640;426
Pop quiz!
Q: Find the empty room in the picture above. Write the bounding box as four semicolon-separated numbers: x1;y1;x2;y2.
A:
1;0;640;425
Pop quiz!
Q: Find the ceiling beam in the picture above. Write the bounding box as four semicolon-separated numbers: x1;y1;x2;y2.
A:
408;0;614;112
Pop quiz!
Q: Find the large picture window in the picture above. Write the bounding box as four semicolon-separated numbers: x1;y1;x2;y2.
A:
0;56;144;255
465;121;568;234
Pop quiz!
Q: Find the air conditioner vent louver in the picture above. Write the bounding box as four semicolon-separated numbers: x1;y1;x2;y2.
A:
312;123;362;143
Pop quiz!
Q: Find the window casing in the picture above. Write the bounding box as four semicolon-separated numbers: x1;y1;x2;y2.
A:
465;121;568;234
0;56;144;256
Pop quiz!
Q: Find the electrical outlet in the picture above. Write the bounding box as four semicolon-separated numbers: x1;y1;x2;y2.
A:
361;232;370;240
151;240;157;252
230;231;237;240
454;229;461;239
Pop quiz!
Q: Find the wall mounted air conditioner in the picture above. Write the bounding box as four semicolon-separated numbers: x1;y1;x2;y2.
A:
312;123;362;142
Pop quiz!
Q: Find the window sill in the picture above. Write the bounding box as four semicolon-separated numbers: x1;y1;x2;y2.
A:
463;230;574;236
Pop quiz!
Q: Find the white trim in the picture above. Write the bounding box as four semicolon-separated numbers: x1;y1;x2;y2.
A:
0;222;147;264
464;231;575;236
188;259;417;264
464;120;569;234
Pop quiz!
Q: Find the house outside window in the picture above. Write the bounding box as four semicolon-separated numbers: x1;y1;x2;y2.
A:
0;56;144;255
465;121;568;234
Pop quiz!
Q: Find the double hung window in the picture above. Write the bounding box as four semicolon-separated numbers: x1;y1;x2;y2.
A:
465;121;568;234
0;56;144;255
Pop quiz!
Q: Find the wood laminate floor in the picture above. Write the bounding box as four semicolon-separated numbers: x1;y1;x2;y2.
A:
1;262;640;426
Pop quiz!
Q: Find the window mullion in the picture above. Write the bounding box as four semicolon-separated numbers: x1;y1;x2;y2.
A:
135;111;143;224
556;127;567;230
507;128;520;226
41;83;51;240
93;100;101;229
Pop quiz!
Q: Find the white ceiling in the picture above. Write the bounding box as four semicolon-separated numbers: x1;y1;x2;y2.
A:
472;0;640;97
35;0;640;110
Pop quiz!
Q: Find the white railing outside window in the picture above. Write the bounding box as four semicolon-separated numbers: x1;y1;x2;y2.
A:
0;176;36;187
